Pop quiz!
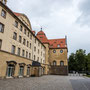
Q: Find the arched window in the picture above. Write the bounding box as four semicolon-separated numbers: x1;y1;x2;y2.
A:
60;61;64;66
53;61;57;66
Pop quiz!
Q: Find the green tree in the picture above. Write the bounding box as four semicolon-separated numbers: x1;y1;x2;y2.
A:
86;53;90;71
69;49;87;72
75;49;86;71
68;53;77;71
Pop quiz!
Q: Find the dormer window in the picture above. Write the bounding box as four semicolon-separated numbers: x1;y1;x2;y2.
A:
61;41;63;43
57;44;60;47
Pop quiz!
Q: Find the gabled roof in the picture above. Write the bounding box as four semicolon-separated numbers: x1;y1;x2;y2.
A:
36;30;67;49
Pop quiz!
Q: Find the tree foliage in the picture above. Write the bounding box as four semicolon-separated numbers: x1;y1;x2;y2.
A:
69;49;90;73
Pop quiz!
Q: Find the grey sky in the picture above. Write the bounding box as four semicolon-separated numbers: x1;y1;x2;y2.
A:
7;0;90;55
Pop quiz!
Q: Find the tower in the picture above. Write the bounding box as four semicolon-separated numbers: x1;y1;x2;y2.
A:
0;0;7;4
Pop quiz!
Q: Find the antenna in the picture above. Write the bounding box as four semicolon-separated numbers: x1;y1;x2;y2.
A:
40;26;42;31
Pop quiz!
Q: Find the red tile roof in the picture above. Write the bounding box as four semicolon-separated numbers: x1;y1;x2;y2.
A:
48;39;67;49
36;30;49;43
36;31;67;49
14;12;21;16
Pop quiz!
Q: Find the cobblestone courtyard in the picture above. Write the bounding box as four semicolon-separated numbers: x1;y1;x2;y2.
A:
0;75;90;90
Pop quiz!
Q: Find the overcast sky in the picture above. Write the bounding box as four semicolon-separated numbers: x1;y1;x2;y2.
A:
7;0;90;55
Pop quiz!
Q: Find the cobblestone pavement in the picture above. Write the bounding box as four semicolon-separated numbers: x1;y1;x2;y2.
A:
0;75;90;90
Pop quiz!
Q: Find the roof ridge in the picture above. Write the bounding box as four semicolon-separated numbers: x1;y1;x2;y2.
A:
49;38;65;40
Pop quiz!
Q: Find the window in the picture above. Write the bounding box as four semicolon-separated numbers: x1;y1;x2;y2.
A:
7;64;15;77
40;37;43;38
30;34;32;39
57;44;60;47
26;51;28;58
53;61;56;66
28;32;29;37
13;32;17;40
11;45;15;54
60;61;64;66
29;53;31;59
27;41;29;47
0;23;4;33
3;0;6;4
34;47;36;51
41;52;42;56
34;55;35;60
41;59;42;63
53;50;56;53
1;9;6;18
35;39;36;43
30;43;31;49
20;25;23;31
27;67;30;75
38;49;39;54
60;50;63;53
0;40;2;50
43;60;45;64
17;48;21;56
24;29;26;34
19;66;24;76
22;50;25;57
19;35;22;43
14;21;18;28
23;38;26;45
37;57;39;62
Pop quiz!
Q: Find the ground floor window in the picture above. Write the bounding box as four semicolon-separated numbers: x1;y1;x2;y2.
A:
27;67;30;75
60;61;64;66
7;64;15;77
19;66;24;76
53;61;57;66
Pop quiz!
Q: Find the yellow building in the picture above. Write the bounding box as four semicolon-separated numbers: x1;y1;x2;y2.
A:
36;31;68;75
0;0;68;79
